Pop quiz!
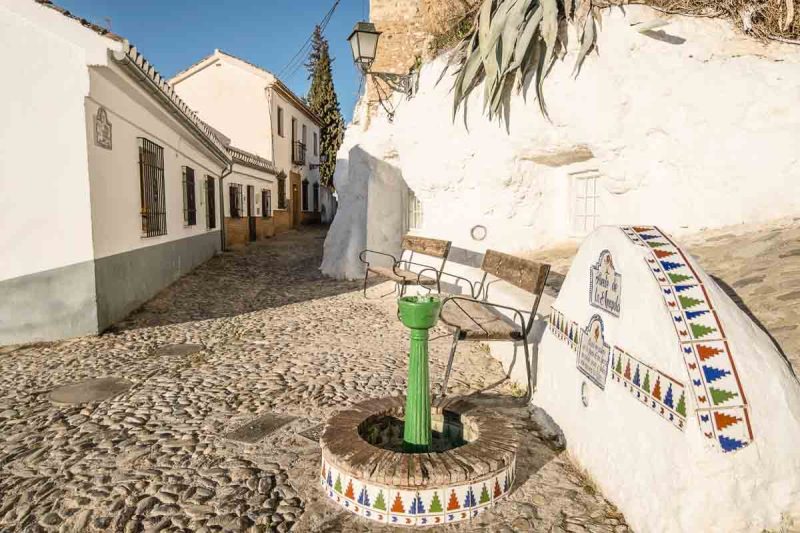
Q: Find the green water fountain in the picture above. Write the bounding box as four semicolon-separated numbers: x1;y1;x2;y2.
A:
319;294;518;527
397;295;441;452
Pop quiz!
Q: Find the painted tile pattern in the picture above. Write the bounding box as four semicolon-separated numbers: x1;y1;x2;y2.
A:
620;225;753;452
320;455;513;527
550;308;687;430
611;347;687;431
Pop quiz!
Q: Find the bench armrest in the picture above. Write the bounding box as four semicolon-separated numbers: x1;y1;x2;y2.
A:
359;249;398;269
417;268;480;298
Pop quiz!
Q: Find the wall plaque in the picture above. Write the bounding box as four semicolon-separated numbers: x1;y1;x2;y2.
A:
590;250;621;316
94;107;112;150
577;315;611;389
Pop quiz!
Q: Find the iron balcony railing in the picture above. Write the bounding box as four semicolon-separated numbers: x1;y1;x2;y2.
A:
292;141;306;166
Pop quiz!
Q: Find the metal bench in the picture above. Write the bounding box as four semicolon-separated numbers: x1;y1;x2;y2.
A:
359;235;452;298
437;250;550;402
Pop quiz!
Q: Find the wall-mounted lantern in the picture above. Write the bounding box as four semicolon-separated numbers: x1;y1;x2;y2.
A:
347;21;414;103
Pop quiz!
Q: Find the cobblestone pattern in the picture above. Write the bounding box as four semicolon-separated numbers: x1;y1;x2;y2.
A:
0;228;629;532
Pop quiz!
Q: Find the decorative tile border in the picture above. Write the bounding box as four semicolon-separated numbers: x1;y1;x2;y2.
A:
550;308;687;430
620;226;753;452
320;456;513;527
611;347;687;431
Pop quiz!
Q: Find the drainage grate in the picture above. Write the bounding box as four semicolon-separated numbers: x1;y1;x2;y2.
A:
152;344;203;357
50;377;133;404
225;413;296;443
298;423;325;443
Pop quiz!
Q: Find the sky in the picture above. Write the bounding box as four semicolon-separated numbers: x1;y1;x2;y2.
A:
57;0;368;122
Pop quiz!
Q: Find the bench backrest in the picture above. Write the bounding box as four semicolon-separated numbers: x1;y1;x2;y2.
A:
481;250;550;296
401;235;451;258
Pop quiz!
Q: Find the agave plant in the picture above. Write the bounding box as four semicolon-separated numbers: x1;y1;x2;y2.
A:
451;0;599;122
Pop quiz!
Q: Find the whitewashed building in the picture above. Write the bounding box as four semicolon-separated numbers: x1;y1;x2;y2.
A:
0;0;230;344
170;50;336;241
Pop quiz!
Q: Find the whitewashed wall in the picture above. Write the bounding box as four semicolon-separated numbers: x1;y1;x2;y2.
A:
0;1;113;283
323;6;800;280
86;64;225;260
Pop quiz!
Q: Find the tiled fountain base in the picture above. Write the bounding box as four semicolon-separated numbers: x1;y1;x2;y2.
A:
320;396;518;527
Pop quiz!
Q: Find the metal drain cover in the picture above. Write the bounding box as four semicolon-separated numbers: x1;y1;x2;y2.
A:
225;413;295;443
153;343;203;356
50;377;132;404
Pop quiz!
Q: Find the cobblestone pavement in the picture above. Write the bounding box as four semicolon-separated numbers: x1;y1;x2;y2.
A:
0;227;628;532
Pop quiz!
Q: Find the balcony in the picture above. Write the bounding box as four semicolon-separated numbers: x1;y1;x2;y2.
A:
292;141;306;166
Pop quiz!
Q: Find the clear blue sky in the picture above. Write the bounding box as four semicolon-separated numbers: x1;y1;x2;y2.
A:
58;0;368;122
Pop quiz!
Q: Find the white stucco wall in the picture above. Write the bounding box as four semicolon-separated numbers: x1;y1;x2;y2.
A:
86;64;226;261
322;6;800;281
0;1;115;282
172;54;274;160
537;226;800;532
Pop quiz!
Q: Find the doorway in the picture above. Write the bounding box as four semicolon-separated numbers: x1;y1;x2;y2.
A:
290;171;302;227
247;185;256;241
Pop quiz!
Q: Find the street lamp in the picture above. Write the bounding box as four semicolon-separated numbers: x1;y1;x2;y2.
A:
347;21;413;96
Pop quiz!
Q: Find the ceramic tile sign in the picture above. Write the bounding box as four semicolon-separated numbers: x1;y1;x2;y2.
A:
589;250;621;316
576;315;611;390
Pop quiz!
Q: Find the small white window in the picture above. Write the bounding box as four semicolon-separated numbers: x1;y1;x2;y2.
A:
570;170;600;236
404;188;423;233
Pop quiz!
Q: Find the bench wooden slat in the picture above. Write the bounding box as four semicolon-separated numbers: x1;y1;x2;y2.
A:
401;235;451;258
481;250;550;296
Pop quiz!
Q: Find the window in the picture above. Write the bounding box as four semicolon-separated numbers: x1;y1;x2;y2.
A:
277;106;284;137
404;188;423;233
302;124;307;145
138;138;167;237
262;189;271;218
182;166;197;226
291;117;297;143
229;183;243;218
302;179;309;211
570;170;600;235
313;182;319;212
313;132;318;156
277;174;287;209
205;176;216;229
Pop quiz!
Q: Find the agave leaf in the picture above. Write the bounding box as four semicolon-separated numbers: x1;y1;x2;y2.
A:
498;0;531;75
574;0;592;39
565;0;574;20
533;39;550;118
509;4;543;72
478;0;495;61
573;14;595;77
541;0;559;66
593;6;603;31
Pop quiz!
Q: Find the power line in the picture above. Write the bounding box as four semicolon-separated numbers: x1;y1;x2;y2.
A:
276;0;341;80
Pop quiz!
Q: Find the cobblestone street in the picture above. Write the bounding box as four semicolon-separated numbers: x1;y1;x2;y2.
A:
0;228;628;532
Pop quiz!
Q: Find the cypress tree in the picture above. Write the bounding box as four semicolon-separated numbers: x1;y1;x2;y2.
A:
306;26;344;189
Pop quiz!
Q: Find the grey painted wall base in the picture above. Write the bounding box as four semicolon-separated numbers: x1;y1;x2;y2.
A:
0;260;99;345
0;230;221;346
94;230;221;330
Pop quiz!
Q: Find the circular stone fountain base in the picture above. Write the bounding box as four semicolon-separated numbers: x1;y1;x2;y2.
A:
320;396;517;527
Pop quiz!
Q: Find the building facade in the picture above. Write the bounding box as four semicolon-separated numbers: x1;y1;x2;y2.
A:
170;50;329;242
0;0;229;344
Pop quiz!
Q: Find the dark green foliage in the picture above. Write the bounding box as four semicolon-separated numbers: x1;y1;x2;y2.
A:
306;26;344;189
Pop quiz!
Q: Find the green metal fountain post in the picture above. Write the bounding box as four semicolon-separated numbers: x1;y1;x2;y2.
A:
397;295;442;453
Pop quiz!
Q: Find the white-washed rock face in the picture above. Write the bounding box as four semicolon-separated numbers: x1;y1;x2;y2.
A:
322;5;800;279
539;225;800;532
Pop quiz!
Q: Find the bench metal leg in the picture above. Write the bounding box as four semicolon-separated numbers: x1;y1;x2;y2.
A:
522;337;533;403
362;268;370;297
440;328;461;398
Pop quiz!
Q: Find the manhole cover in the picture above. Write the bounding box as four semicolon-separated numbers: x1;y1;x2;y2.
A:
152;343;203;356
225;413;295;443
298;423;325;443
50;377;132;404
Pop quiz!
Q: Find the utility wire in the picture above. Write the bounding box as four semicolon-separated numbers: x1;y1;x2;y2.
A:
276;0;341;80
